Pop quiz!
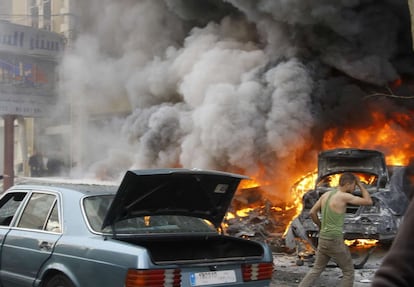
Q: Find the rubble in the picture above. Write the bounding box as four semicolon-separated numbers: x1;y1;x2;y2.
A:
225;185;389;286
270;243;388;286
225;189;298;252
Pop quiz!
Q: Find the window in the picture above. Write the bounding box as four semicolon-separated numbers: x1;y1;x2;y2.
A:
30;5;39;28
83;195;113;231
45;202;61;232
43;0;51;31
0;192;27;226
18;193;59;231
83;195;216;234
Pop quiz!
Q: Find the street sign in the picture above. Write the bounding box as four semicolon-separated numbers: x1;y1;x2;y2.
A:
0;21;65;117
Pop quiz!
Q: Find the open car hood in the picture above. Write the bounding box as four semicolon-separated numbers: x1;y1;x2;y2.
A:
102;169;248;229
317;148;388;185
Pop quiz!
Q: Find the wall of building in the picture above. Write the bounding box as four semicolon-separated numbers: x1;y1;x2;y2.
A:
0;0;70;178
0;1;12;17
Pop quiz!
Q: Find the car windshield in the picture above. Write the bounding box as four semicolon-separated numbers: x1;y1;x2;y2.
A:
83;195;217;234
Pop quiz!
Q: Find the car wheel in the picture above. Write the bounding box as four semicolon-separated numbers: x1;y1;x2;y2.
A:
44;274;75;287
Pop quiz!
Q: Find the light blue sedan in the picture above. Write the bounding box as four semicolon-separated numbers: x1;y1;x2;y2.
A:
0;169;274;287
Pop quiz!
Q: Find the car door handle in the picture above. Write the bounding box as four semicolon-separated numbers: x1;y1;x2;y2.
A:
39;241;53;251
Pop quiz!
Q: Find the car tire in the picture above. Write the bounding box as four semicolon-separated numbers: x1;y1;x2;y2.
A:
44;274;75;287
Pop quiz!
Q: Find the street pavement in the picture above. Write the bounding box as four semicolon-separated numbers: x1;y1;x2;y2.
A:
270;244;387;286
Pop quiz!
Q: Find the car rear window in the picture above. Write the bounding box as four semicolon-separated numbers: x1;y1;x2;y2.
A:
83;195;216;234
316;172;378;188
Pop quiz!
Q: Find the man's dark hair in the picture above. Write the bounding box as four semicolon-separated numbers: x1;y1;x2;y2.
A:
339;172;356;186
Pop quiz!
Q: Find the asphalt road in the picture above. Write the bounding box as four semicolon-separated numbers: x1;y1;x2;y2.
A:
270;244;388;286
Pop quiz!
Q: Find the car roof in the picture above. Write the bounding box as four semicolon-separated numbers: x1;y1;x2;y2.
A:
10;177;118;196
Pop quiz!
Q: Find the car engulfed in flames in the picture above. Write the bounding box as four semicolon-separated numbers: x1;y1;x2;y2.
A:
286;148;410;250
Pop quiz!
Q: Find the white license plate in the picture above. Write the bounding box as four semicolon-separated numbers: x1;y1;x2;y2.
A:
190;270;236;286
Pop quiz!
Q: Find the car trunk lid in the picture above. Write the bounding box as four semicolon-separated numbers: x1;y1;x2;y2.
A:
317;148;388;186
102;169;247;230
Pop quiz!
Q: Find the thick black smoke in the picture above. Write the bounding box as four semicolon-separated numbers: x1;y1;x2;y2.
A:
57;0;414;200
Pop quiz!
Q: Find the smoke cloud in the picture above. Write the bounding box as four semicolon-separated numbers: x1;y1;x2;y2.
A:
56;0;414;201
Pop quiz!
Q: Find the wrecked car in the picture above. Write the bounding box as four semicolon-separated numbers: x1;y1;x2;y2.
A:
0;169;274;287
287;148;409;249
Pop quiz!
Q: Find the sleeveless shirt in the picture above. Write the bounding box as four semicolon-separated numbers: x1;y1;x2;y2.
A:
319;189;344;239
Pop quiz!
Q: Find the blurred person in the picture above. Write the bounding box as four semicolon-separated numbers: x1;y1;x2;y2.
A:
389;157;414;201
28;150;45;177
403;159;414;200
46;157;65;176
371;159;414;287
299;172;373;287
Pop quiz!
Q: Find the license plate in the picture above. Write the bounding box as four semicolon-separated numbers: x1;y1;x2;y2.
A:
190;270;236;286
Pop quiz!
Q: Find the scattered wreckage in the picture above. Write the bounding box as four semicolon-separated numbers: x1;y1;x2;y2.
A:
224;186;296;252
285;148;410;267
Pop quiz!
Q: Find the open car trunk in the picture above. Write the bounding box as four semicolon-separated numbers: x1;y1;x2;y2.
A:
100;170;266;265
118;235;264;264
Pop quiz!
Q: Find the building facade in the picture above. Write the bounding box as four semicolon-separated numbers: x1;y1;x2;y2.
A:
0;0;72;182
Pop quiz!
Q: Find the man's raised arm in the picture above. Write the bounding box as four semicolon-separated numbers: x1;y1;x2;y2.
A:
348;177;373;206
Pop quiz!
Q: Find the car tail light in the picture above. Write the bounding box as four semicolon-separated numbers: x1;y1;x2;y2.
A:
125;269;181;287
242;262;274;281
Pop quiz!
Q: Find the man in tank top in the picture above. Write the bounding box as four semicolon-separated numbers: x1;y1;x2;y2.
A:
299;172;373;287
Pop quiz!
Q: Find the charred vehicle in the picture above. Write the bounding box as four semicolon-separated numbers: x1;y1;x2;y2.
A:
287;148;409;249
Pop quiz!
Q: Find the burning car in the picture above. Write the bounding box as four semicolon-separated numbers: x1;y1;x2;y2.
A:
287;148;409;250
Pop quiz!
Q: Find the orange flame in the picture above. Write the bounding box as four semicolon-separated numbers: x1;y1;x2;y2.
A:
322;111;414;165
227;110;414;242
239;179;261;189
345;239;378;247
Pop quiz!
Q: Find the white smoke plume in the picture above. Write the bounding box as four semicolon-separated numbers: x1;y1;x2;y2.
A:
56;0;414;201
